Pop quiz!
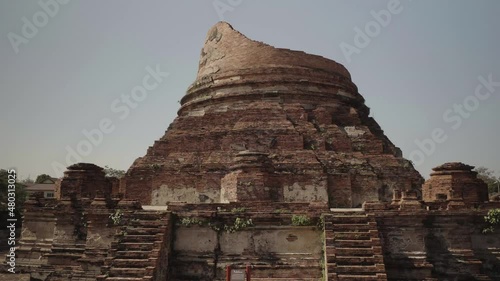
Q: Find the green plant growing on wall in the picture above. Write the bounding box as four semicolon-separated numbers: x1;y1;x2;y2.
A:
317;214;325;231
291;214;312;226
208;221;222;232
180;217;205;227
224;217;253;233
150;163;161;171
483;208;500;234
231;207;247;213
109;210;123;226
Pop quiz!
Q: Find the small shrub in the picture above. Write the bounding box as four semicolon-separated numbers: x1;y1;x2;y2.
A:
231;207;247;213
483;209;500;234
109;210;123;226
291;214;312;226
180;217;205;227
208;222;222;232
224;217;253;233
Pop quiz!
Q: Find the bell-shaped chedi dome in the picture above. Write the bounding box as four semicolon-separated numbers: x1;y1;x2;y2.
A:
181;22;360;114
422;162;489;203
121;22;423;207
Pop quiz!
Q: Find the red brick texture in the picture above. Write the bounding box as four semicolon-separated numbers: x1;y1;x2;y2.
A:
423;162;489;204
122;22;423;207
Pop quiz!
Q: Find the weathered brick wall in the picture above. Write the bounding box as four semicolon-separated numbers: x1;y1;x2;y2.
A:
13;164;124;280
57;163;112;200
377;208;500;280
195;22;352;82
16;196;57;268
170;209;324;280
423;162;489;203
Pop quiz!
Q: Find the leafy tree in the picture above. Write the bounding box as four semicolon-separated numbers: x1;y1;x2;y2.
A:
19;176;34;185
475;167;500;194
0;169;27;214
483;209;500;234
35;174;53;183
103;166;125;179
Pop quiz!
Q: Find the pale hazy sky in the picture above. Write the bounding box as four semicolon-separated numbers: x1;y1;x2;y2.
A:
1;0;499;180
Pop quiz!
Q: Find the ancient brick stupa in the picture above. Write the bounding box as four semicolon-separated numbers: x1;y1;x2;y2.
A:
10;22;500;281
423;162;489;203
121;22;423;207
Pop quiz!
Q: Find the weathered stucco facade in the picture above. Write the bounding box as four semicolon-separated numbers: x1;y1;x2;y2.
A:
3;22;500;281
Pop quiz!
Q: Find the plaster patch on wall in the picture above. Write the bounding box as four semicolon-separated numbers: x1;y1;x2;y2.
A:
283;182;328;202
344;126;366;137
152;184;220;205
253;228;323;254
86;229;115;248
174;226;218;252
220;230;253;254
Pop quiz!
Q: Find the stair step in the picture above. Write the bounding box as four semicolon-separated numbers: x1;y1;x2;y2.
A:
329;247;377;257
335;264;384;273
327;231;373;240
125;227;166;235
334;256;384;265
111;258;152;267
115;250;151;259
329;239;378;248
126;212;169;220
128;220;168;227
336;274;383;281
109;267;146;277
326;216;370;224
331;224;375;231
120;234;158;242
117;242;155;251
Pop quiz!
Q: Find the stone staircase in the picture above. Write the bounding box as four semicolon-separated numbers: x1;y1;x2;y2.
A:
323;210;387;281
483;247;500;279
448;249;493;281
98;210;172;281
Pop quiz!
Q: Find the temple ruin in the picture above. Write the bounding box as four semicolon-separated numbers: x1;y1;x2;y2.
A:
3;22;500;281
